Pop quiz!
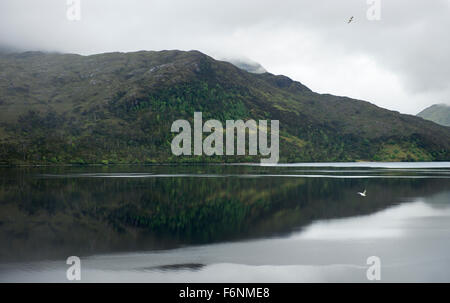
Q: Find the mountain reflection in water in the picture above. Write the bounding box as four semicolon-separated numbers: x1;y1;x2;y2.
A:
0;163;449;282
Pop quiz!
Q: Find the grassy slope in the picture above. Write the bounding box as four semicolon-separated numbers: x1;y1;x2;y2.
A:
0;50;449;164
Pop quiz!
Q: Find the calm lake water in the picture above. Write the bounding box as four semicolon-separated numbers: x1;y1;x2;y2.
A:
0;162;449;282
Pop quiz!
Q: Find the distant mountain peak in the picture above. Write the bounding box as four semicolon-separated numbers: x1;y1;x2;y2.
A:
417;104;450;127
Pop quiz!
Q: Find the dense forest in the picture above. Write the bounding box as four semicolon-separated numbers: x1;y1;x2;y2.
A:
0;50;449;164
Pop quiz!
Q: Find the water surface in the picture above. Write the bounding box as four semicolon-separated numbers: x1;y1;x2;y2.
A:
0;163;449;282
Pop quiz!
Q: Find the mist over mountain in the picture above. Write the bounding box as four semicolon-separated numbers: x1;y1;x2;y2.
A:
0;44;20;54
417;104;450;127
0;50;449;165
226;58;267;74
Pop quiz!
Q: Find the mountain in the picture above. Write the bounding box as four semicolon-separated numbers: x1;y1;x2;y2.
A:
417;104;450;127
0;50;449;165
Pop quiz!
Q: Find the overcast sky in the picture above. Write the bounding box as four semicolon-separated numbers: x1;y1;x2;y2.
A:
0;0;449;114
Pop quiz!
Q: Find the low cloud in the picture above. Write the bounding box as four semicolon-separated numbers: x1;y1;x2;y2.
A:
0;0;449;114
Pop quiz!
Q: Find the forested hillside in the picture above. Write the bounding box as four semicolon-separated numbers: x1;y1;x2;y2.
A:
0;50;449;164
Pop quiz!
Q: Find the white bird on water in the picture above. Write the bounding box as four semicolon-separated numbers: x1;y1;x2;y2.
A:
357;189;367;197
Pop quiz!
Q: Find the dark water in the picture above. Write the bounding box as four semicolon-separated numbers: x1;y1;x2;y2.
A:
0;162;449;282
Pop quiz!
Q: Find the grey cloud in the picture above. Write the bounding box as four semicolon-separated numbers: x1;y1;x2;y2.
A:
0;0;449;113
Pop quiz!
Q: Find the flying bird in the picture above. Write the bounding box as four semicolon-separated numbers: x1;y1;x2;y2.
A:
348;16;354;24
357;189;367;197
